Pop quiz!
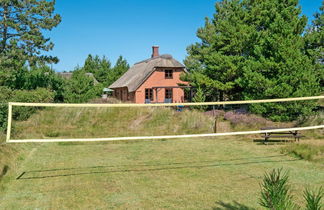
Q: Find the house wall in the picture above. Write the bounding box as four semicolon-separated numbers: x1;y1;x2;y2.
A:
112;87;135;102
134;68;188;104
113;87;127;101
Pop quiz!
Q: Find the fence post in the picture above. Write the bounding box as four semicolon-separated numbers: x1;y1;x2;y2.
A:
214;117;218;133
6;103;12;142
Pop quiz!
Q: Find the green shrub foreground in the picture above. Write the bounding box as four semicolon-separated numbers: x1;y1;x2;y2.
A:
260;169;323;209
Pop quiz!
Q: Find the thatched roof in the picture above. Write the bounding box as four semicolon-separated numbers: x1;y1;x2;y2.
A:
57;72;99;85
109;54;185;92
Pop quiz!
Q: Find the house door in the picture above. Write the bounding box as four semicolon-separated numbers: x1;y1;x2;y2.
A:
145;88;153;103
165;88;173;103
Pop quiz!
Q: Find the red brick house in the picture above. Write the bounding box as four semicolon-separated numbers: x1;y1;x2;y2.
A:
109;46;189;103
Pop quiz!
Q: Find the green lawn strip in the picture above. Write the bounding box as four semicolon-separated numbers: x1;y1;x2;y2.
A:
0;138;323;209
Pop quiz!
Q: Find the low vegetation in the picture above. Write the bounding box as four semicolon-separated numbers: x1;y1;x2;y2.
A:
260;169;295;209
260;168;323;209
304;187;323;210
282;143;324;162
11;106;215;140
0;87;54;130
0;104;323;209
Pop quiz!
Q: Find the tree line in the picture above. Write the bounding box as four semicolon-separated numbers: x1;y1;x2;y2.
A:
0;0;323;131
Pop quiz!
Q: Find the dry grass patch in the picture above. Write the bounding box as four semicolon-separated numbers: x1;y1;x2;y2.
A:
282;140;324;162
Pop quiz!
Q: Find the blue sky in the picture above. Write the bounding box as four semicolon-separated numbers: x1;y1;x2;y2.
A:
49;0;323;72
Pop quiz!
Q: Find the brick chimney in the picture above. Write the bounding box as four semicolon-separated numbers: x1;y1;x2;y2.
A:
151;46;159;58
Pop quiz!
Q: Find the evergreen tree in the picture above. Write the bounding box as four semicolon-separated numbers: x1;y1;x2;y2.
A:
108;55;129;86
238;0;320;121
304;1;324;88
81;54;129;86
63;68;103;103
0;0;61;65
184;0;250;102
193;87;207;111
185;0;321;121
83;54;111;84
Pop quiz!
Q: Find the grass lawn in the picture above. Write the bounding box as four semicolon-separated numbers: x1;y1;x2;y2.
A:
0;136;323;209
1;106;323;209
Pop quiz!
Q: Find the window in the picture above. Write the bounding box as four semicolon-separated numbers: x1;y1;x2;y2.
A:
165;70;173;79
165;88;173;99
145;89;153;101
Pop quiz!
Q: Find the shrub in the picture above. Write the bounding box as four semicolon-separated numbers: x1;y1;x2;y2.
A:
3;65;65;102
204;110;225;118
260;169;323;209
63;69;103;103
0;87;54;131
193;87;207;111
304;187;323;210
11;88;54;121
224;111;272;127
259;168;295;210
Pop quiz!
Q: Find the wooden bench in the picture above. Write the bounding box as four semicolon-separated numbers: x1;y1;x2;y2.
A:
261;127;303;144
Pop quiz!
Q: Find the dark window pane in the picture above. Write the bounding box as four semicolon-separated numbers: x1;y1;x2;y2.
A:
145;89;153;100
165;70;173;79
165;88;172;99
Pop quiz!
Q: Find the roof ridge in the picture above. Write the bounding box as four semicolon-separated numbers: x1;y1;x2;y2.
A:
134;54;173;65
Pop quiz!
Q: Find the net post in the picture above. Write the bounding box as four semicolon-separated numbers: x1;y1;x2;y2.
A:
6;102;13;142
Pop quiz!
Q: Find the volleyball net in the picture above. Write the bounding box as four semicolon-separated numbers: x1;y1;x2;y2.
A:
5;96;324;143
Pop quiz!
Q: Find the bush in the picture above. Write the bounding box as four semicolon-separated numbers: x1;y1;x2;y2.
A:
224;111;273;127
248;101;318;122
12;88;54;121
259;168;295;210
193;87;207;111
3;65;65;102
0;87;54;131
63;69;103;103
304;187;323;210
260;169;323;209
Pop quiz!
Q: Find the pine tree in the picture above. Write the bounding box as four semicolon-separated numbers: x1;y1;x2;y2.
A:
80;54;129;86
304;1;324;89
185;0;321;121
238;0;320;121
0;0;61;65
108;56;129;86
184;0;250;102
63;68;102;103
83;54;112;84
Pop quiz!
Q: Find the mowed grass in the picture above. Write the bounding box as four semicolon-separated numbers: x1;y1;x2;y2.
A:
0;106;323;209
0;137;323;209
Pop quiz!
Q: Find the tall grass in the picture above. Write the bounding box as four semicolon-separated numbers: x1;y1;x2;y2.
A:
281;144;324;162
296;111;324;139
11;107;215;140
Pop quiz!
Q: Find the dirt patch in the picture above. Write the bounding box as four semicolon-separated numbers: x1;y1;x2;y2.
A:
216;121;232;133
130;114;152;130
